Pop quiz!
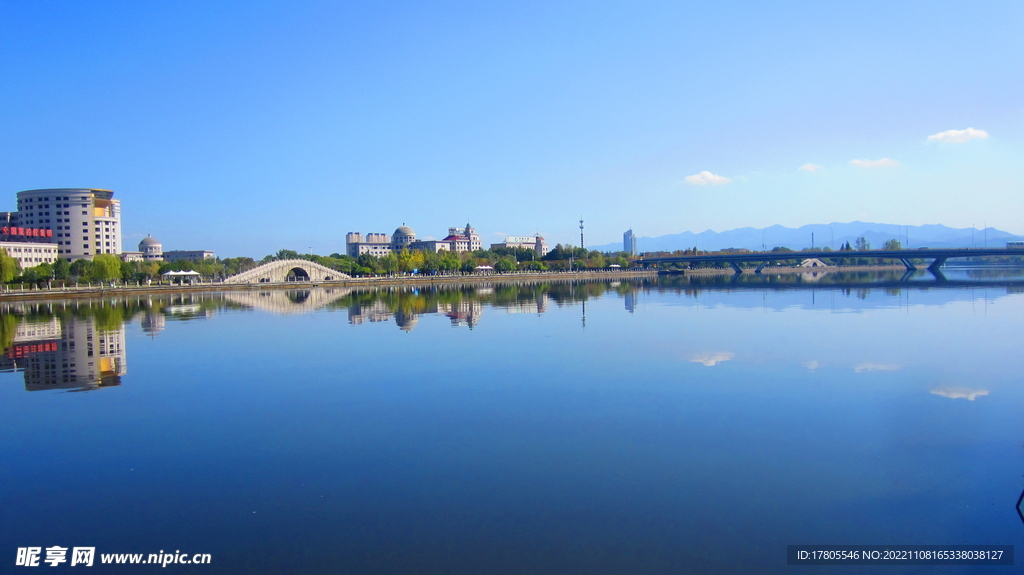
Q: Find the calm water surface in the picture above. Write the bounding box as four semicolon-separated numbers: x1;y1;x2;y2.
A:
3;271;1024;574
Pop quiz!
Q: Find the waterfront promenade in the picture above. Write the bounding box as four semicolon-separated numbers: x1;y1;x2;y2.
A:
0;269;657;302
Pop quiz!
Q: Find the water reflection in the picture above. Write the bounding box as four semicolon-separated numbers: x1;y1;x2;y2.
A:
930;387;990;400
0;314;126;392
4;269;1024;572
3;269;1024;393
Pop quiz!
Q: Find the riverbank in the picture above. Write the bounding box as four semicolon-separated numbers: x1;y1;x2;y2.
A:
677;264;907;276
0;269;657;302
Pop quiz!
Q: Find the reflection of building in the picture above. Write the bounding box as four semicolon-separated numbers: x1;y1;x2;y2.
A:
500;293;548;314
13;188;121;259
15;317;61;341
624;290;637;313
4;316;127;391
440;300;483;328
141;311;165;337
347;300;392;324
394;309;419;332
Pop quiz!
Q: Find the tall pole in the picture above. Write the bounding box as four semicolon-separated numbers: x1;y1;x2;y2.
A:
578;217;584;272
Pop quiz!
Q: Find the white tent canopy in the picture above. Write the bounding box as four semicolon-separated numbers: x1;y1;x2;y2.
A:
162;270;201;276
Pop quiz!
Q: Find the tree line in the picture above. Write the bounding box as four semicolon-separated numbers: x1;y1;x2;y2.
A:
0;245;637;286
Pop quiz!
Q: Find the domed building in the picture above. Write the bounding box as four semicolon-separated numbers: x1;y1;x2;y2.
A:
391;225;416;251
139;235;163;261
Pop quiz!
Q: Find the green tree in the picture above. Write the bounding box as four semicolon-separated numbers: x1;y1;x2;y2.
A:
35;262;53;279
69;258;90;280
494;257;517;273
90;254;122;282
883;239;902;250
53;258;70;280
855;237;870;251
0;248;19;283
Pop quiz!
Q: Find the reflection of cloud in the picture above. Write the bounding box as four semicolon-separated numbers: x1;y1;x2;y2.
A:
803;360;820;372
690;352;735;366
684;171;732;185
854;363;900;373
927;127;988;143
930;387;989;401
850;158;899;168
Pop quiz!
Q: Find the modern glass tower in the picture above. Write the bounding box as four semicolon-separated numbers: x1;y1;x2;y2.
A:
623;228;637;255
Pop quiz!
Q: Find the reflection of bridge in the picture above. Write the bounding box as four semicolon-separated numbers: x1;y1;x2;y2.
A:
223;288;353;314
640;248;1024;274
223;259;350;284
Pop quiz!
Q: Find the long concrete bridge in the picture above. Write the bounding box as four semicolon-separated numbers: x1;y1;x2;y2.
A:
638;248;1024;274
223;259;350;284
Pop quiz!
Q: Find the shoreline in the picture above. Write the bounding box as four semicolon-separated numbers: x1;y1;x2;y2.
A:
0;269;657;302
0;264;961;303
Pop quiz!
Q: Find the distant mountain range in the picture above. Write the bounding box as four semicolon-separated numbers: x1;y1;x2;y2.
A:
591;222;1024;253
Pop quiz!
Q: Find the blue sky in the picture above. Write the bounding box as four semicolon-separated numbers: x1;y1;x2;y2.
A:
1;0;1021;256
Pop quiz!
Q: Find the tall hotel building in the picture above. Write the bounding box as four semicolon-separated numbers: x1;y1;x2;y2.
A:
13;188;122;259
623;228;637;255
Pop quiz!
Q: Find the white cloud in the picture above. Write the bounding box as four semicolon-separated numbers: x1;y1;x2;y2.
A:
930;387;989;401
850;158;899;169
799;163;824;173
854;363;900;373
927;127;989;144
690;352;735;366
803;360;820;372
684;171;732;185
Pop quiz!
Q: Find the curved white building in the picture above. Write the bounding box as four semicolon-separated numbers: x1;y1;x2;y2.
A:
14;188;122;260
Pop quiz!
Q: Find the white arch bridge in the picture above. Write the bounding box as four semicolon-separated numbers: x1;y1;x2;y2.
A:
223;259;350;284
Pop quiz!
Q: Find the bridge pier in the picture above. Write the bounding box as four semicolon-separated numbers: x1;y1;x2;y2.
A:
754;262;768;274
729;261;743;275
898;258;917;271
927;257;947;271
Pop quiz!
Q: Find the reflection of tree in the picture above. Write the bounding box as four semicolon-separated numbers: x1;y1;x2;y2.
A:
0;313;19;352
91;305;125;333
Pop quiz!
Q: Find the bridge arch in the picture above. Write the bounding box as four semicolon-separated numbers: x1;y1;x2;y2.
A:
223;259;351;284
